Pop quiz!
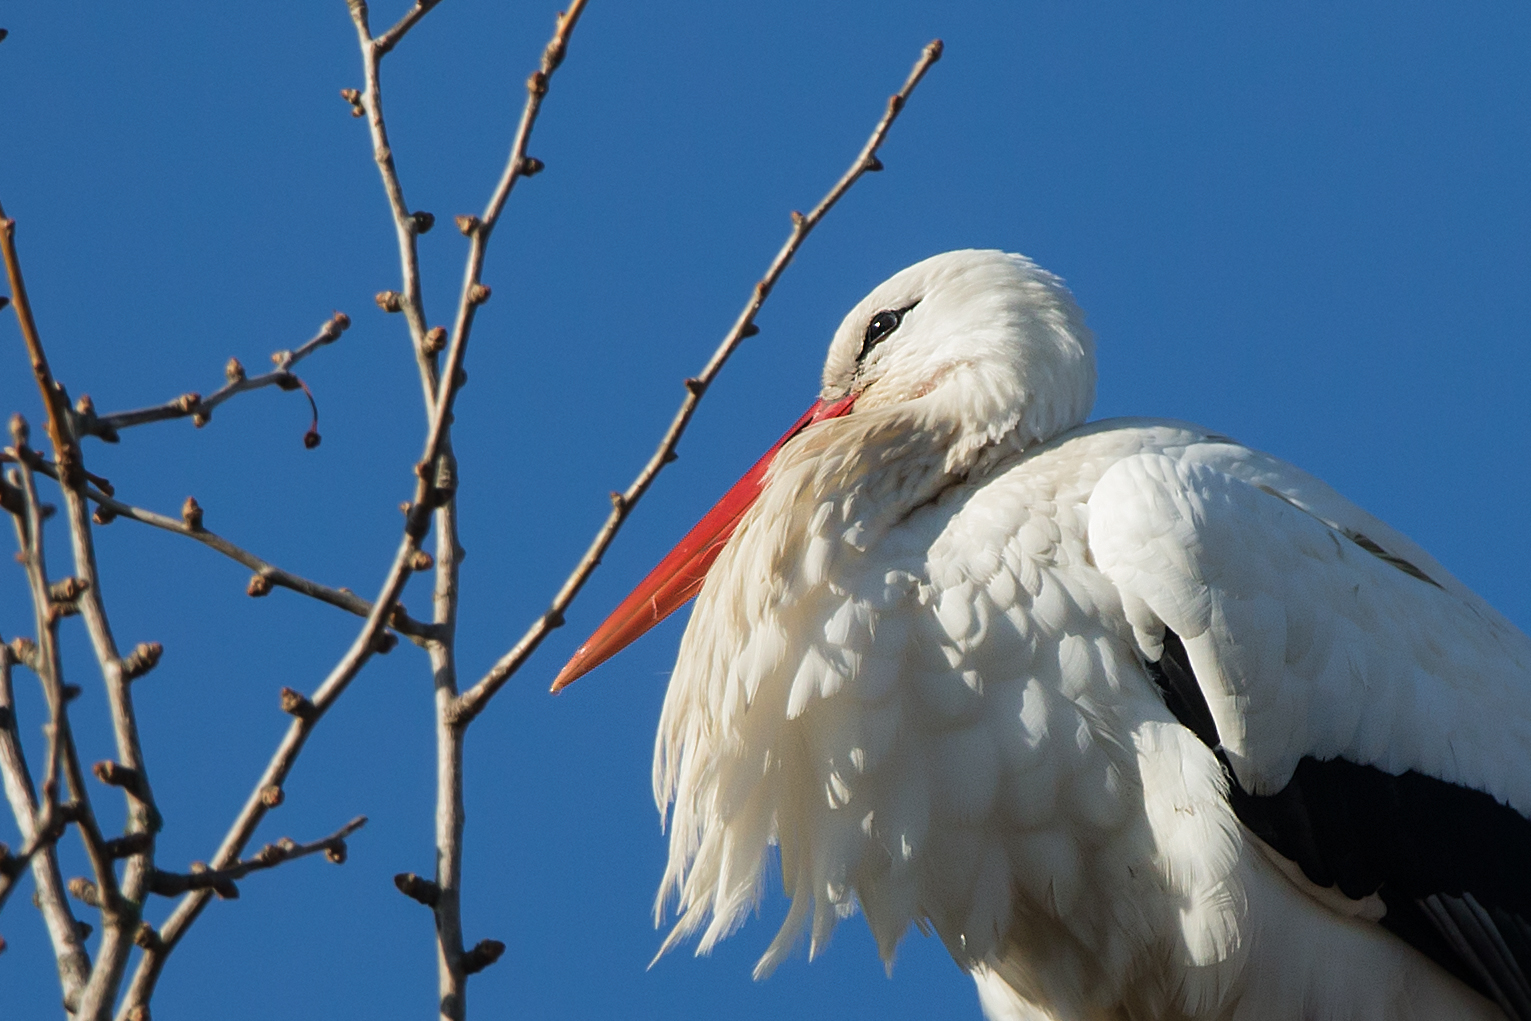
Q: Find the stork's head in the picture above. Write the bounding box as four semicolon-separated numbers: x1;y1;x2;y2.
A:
552;250;1095;690
819;249;1095;460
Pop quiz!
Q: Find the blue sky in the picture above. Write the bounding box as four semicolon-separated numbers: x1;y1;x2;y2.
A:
2;2;1528;1018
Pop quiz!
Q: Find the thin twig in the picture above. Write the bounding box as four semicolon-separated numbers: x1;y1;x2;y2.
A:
0;642;70;921
3;450;97;1008
1;202;79;489
376;0;444;54
84;313;349;439
453;37;944;723
28;466;437;644
419;7;589;1019
118;1;545;993
146;816;365;898
347;0;433;404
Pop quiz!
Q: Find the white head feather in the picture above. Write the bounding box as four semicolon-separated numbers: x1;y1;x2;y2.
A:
819;249;1096;472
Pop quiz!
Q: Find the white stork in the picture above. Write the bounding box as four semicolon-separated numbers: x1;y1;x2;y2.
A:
554;250;1531;1020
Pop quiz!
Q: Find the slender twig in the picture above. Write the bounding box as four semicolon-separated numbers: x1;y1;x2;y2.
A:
0;641;69;918
56;461;166;1017
453;38;944;722
1;202;78;488
83;313;349;439
146;816;366;898
117;0;545;988
347;0;433;405
415;7;589;1020
4;450;97;1009
376;0;444;54
49;469;436;644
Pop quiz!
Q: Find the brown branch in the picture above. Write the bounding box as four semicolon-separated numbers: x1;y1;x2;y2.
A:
84;313;350;439
453;37;944;723
1;202;79;490
146;816;365;898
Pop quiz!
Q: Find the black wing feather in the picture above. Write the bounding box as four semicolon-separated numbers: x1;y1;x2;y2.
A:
1145;627;1531;1020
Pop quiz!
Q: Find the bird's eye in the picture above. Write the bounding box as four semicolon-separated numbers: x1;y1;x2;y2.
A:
860;303;916;360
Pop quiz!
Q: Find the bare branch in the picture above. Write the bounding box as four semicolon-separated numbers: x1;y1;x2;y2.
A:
346;0;434;400
375;0;444;54
0;642;71;921
1;202;79;489
146;816;365;899
83;313;349;439
453;37;945;723
83;479;439;643
3;451;97;1008
1;448;438;643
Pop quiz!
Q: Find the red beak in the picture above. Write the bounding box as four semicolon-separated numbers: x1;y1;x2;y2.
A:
551;394;857;692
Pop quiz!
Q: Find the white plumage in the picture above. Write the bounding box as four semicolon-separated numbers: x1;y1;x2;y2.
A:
559;250;1531;1020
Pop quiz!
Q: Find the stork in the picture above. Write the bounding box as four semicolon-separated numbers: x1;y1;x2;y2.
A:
554;250;1531;1020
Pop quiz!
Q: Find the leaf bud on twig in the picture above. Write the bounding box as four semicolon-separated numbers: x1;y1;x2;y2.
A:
329;310;351;333
467;283;491;306
372;630;399;655
246;574;273;598
224;357;246;383
67;877;102;907
409;550;434;572
7;637;39;671
375;290;404;313
521;156;545;176
325;839;348;864
259;784;284;807
180;496;203;531
172;392;202;417
279;687;315;720
94;760;144;796
49;576;90;604
92;504;118;526
411;211;436;234
123;641;163;680
133;921;163;952
8;414;28;447
424;326;448;354
455;215;480;236
340;87;365;117
394;872;440;907
461;939;506;975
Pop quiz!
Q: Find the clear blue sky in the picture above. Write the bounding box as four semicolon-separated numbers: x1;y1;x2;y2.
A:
2;3;1528;1018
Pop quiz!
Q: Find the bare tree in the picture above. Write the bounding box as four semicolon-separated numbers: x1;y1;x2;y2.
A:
0;5;941;1018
